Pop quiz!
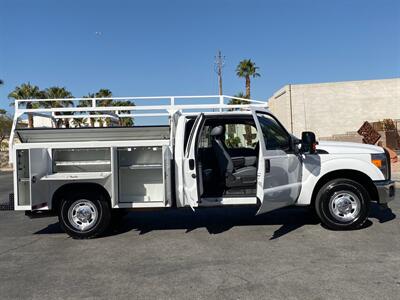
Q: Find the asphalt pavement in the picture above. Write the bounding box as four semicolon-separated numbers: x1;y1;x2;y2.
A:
0;171;399;299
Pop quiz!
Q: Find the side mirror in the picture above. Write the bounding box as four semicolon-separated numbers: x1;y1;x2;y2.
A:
301;131;318;154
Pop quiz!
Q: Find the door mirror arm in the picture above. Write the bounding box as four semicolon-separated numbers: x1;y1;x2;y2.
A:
290;135;301;154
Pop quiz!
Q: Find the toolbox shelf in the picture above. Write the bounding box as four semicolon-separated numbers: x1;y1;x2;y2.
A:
54;160;111;166
120;164;162;170
40;172;111;181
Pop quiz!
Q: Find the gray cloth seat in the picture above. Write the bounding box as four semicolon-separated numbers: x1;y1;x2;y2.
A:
210;126;257;188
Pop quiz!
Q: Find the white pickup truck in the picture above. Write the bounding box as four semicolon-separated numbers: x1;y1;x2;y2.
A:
2;95;395;239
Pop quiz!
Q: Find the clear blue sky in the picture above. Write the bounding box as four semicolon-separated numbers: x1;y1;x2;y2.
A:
1;0;399;114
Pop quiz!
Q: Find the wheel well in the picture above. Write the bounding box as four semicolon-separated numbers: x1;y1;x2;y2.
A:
310;169;379;206
52;182;111;213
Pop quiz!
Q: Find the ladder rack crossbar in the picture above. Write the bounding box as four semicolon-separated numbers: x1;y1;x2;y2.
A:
14;94;266;105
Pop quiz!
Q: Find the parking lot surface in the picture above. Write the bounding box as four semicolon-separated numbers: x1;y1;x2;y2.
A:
0;171;399;299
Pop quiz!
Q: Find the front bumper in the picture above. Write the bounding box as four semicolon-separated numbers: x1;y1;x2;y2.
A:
374;180;396;204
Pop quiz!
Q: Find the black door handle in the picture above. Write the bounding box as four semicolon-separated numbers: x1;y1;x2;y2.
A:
265;159;270;173
189;159;195;170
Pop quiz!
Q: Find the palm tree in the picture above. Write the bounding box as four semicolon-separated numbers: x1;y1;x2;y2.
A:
43;86;74;128
113;100;135;127
71;117;87;128
79;93;96;127
95;89;113;127
228;92;248;107
8;83;44;128
78;89;113;127
96;89;113;106
228;92;253;145
236;59;260;99
235;60;260;145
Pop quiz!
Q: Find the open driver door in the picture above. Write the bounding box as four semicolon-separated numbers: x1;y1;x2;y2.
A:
251;109;302;215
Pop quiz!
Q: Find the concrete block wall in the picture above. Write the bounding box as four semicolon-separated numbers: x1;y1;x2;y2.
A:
268;78;400;139
268;88;293;132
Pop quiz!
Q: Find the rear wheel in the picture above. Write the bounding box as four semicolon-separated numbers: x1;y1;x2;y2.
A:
59;190;111;239
315;178;370;230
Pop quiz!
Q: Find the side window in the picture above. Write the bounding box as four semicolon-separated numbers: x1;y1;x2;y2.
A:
257;114;291;151
224;123;258;149
196;122;258;149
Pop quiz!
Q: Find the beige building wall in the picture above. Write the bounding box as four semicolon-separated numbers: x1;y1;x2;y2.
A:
268;78;400;138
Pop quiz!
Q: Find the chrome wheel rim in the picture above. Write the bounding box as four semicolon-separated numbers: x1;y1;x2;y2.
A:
329;191;361;222
68;200;98;231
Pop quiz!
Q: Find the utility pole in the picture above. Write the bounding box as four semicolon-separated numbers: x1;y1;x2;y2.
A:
214;50;225;95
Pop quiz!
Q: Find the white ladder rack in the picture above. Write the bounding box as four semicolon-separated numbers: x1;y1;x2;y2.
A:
9;95;268;163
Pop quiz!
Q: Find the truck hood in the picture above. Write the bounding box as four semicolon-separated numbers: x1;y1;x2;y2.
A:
317;140;384;154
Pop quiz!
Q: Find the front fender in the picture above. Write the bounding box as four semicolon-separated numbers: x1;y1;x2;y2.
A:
296;155;384;205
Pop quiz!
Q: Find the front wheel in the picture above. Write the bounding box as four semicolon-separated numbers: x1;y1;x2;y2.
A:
59;191;111;239
315;179;370;230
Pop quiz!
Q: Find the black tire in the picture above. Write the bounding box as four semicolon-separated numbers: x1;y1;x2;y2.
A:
315;178;370;230
58;190;111;239
307;204;320;222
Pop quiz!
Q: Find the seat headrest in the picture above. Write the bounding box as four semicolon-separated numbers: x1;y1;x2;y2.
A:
211;125;224;137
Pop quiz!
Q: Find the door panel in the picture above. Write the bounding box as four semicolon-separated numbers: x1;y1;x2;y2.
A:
183;113;205;209
258;151;302;214
16;149;30;207
252;111;302;214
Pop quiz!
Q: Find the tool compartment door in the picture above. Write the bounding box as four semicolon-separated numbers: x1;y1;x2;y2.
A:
29;148;51;210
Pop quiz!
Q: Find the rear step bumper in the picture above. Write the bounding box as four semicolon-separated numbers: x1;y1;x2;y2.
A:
0;193;14;211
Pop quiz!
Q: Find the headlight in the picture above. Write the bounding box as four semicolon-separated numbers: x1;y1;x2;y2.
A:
371;153;389;179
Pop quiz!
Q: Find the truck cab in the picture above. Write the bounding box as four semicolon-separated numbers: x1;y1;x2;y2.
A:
175;110;394;217
3;95;395;239
175;110;302;214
